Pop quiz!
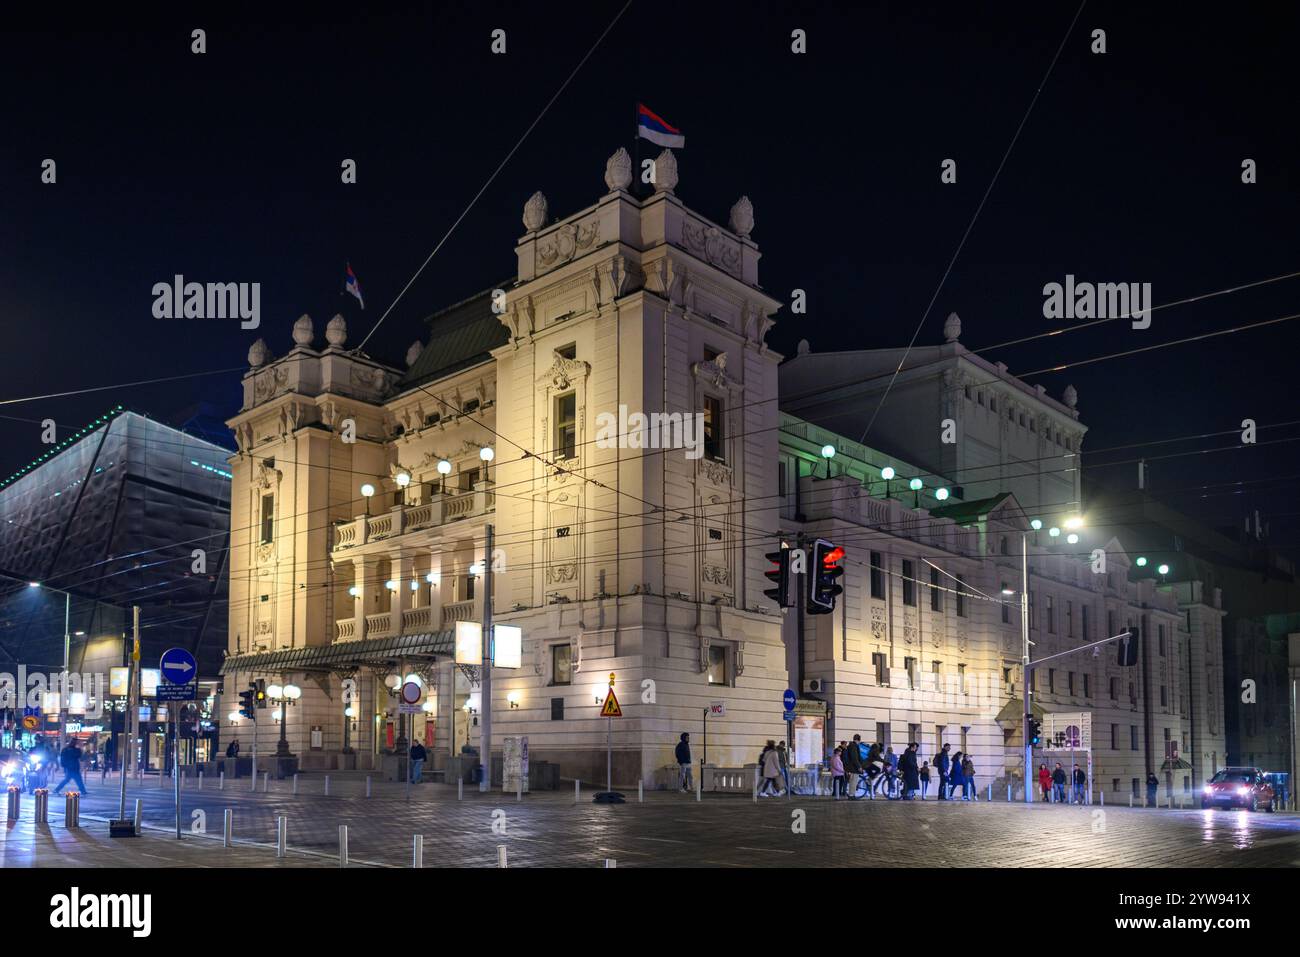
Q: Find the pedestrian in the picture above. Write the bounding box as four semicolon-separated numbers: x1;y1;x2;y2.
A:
1052;763;1067;803
1146;772;1159;807
408;740;427;783
919;761;931;800
776;741;790;795
962;755;976;800
899;742;920;800
830;746;846;798
226;738;240;758
760;740;783;796
884;746;898;773
1037;763;1051;801
675;732;693;792
53;740;87;796
949;750;965;800
1072;764;1086;804
842;736;863;799
100;734;116;783
934;743;951;800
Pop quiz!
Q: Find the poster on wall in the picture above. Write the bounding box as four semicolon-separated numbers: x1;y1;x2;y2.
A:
503;735;530;793
794;714;824;767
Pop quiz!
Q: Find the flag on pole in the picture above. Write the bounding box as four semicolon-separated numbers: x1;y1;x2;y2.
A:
636;103;685;149
345;263;365;309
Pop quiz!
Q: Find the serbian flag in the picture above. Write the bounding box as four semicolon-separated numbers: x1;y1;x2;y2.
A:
636;103;685;149
344;262;364;309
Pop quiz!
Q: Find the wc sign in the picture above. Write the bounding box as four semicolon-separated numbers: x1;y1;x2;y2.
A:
708;701;726;718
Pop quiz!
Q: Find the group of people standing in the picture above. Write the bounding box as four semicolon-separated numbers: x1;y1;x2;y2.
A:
827;738;976;801
1038;762;1088;803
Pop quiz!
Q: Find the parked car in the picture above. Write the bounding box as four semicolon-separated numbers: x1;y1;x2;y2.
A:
1202;767;1275;811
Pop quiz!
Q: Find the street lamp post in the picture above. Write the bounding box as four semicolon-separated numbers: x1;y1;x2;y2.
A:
1021;531;1033;803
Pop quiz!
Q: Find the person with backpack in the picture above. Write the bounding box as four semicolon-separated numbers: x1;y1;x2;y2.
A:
935;743;951;800
842;735;863;799
961;755;976;800
1072;764;1087;804
919;761;931;800
949;750;965;800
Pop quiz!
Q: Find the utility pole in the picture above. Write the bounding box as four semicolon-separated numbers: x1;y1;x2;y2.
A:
479;524;493;792
118;606;140;821
1022;532;1033;803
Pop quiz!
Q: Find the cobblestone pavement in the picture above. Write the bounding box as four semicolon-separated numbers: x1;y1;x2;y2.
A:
5;773;1299;867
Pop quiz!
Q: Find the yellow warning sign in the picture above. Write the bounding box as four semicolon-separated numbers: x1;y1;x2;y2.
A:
600;688;623;718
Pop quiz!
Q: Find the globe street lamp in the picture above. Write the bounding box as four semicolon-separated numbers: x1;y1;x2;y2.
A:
880;466;895;499
360;482;375;516
269;682;301;759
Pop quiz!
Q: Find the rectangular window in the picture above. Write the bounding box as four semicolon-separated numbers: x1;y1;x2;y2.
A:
260;494;274;544
1081;604;1089;639
1066;601;1073;637
1046;595;1055;633
1084;674;1091;698
703;395;724;461
870;552;885;600
1108;609;1116;636
902;560;916;606
554;392;576;460
930;568;942;611
707;644;728;685
955;576;967;618
1160;685;1167;707
1111;724;1117;749
460;467;480;492
1158;624;1166;656
957;663;967;693
872;652;887;685
904;657;917;689
551;644;572;686
1048;668;1055;693
1001;585;1010;624
1130;726;1138;750
1110;677;1119;699
465;574;476;601
1068;672;1076;695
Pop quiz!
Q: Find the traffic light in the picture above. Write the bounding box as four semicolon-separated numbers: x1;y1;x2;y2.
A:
807;539;845;614
1117;626;1140;667
254;678;267;709
1028;716;1042;748
764;543;792;609
238;685;257;720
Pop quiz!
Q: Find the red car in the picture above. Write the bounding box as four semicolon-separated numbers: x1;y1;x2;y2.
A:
1201;767;1275;811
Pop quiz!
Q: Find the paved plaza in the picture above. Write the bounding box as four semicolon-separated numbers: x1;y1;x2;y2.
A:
3;772;1298;868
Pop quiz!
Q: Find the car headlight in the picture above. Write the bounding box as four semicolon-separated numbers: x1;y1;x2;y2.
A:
1203;785;1213;794
1237;786;1250;796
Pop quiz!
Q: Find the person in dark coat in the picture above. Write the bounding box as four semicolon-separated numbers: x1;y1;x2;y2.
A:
949;750;965;799
934;744;952;800
675;733;693;792
53;742;87;796
842;734;863;799
1052;763;1068;802
1146;772;1160;807
898;742;920;799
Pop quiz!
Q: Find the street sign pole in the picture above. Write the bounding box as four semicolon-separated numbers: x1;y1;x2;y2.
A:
174;708;181;838
480;524;493;793
1022;532;1033;804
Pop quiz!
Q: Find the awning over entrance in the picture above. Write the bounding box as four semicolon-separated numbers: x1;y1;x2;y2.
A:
1160;757;1193;771
995;697;1050;724
218;631;454;675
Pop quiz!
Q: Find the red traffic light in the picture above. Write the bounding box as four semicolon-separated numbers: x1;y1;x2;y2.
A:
821;545;844;566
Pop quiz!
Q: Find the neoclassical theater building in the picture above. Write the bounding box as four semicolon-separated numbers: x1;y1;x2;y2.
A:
220;147;1221;794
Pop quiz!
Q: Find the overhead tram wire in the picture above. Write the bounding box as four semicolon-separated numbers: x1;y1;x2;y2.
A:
856;0;1088;448
352;0;633;353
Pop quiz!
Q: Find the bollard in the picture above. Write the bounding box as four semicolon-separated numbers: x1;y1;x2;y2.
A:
516;775;522;803
365;776;372;798
497;845;507;868
413;834;424;869
64;792;80;828
33;788;48;824
223;809;233;847
293;774;299;796
1129;792;1133;808
987;784;992;802
181;771;186;791
605;858;617;868
1007;784;1012;802
338;824;348;867
1100;791;1105;806
159;768;165;788
752;768;758;803
262;771;269;793
6;786;18;820
198;771;204;791
134;798;142;834
574;779;579;803
458;779;464;801
638;779;644;803
276;815;286;858
219;770;224;791
324;775;330;796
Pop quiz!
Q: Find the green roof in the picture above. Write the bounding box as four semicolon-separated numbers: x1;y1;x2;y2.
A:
928;493;1014;526
396;283;512;391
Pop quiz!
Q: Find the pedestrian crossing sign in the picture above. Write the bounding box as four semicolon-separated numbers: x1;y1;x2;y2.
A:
600;688;623;718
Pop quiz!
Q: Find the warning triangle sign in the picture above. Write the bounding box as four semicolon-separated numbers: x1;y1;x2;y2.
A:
600;688;623;718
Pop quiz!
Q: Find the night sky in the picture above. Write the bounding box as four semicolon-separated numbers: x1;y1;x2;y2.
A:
3;1;1298;552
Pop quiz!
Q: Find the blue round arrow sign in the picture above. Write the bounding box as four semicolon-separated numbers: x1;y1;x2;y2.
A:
160;647;197;684
783;688;797;712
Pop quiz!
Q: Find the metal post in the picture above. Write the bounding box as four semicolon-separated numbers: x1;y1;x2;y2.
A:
118;607;139;825
574;779;579;803
223;808;232;847
480;524;494;793
606;715;612;793
696;769;701;802
413;834;424;868
324;775;330;796
1021;532;1033;804
338;824;348;867
198;771;203;791
752;767;758;803
516;773;522;802
219;770;225;790
293;773;299;795
604;858;616;868
276;815;286;858
133;798;142;834
497;845;507;868
366;775;371;798
458;778;463;801
60;590;70;753
262;771;269;792
65;792;79;828
638;779;643;803
5;787;18;820
174;716;181;839
33;788;47;824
